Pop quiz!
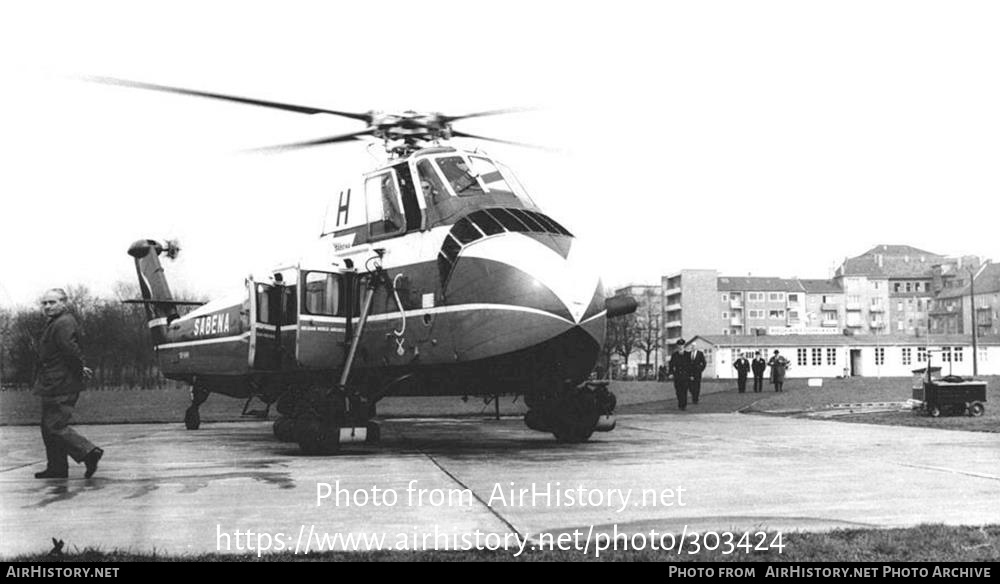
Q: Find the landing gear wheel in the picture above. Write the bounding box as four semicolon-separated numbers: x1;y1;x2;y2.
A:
969;402;985;417
273;416;296;442
365;421;381;444
296;418;340;455
184;406;201;430
552;422;596;444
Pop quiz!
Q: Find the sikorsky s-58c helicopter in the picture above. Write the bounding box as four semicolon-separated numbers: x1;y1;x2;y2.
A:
97;77;637;454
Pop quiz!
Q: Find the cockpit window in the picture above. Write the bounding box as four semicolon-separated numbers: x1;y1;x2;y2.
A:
365;172;403;238
436;156;485;197
496;162;535;207
469;157;515;196
417;159;448;205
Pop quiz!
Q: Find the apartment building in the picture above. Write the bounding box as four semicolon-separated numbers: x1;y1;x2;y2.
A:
930;262;1000;337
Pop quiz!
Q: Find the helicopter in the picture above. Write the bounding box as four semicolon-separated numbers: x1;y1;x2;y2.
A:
97;77;637;454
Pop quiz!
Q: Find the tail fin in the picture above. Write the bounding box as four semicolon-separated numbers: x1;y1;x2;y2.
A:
127;239;180;344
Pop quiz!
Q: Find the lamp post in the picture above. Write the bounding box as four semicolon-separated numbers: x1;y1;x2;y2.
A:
970;268;978;377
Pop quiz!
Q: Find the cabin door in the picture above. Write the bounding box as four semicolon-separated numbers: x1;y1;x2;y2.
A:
297;270;348;369
248;279;281;370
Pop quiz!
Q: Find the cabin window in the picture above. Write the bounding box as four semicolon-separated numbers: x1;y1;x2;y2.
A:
255;284;275;324
303;272;341;316
437;156;485;197
365;172;404;238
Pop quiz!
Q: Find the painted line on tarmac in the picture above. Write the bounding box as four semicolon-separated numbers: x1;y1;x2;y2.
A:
419;449;524;540
891;462;1000;482
619;421;816;453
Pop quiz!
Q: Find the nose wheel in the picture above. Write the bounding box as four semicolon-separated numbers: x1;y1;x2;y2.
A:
524;380;617;443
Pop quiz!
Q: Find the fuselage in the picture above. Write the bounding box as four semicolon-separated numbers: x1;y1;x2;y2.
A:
146;146;608;400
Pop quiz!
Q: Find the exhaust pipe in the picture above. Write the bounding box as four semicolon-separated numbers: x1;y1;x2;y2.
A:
605;295;637;318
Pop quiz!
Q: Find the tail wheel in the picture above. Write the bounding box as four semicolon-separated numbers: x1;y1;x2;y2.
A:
184;406;200;430
928;406;941;418
969;402;985;417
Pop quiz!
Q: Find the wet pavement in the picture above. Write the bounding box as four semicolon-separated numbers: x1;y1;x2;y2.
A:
1;413;998;556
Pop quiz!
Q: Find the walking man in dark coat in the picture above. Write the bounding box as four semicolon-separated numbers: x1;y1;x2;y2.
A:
768;349;790;392
689;343;706;404
667;339;690;410
34;289;103;479
733;353;751;393
751;351;767;393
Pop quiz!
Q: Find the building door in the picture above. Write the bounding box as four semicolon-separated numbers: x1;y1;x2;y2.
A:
850;349;863;376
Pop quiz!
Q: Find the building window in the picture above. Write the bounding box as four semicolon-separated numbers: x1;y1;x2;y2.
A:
811;348;822;366
875;348;885;366
826;348;837;365
748;292;763;302
788;294;799;303
797;348;807;366
902;348;912;366
941;347;952;362
768;292;784;302
769;310;785;319
954;347;963;362
905;283;912;292
723;329;730;335
789;310;799;320
722;311;729;319
897;321;904;331
917;347;927;362
749;309;764;319
722;293;728;301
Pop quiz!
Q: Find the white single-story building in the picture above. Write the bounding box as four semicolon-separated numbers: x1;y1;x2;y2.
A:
688;334;1000;379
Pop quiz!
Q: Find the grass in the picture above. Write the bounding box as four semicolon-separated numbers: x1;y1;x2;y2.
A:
9;524;999;562
1;376;994;432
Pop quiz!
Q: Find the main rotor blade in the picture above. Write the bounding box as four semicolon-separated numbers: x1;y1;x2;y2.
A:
246;128;376;153
84;76;372;121
443;106;536;122
450;130;553;151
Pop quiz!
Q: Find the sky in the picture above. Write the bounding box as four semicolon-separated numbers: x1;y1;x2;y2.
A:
1;1;999;307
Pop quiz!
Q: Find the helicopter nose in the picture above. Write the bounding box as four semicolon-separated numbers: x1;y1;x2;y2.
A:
451;232;605;327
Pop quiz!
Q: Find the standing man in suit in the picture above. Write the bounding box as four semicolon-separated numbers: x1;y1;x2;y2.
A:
33;289;103;479
668;339;690;410
688;343;707;404
751;351;767;393
733;353;751;393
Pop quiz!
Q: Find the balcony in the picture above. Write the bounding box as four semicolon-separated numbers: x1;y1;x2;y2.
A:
730;317;743;326
729;299;743;309
869;305;885;313
822;319;839;327
820;303;839;312
665;319;682;328
870;321;886;329
846;302;862;311
846;321;863;328
665;303;682;312
664;287;681;296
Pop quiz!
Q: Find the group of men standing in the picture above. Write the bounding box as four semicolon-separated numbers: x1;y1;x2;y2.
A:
668;343;792;411
666;339;706;410
733;350;790;393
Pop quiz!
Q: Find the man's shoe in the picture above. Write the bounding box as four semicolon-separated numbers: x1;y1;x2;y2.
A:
83;448;103;479
34;469;68;479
